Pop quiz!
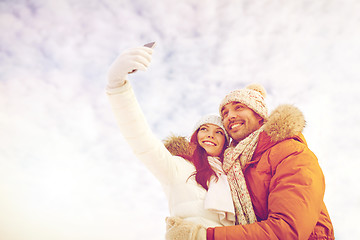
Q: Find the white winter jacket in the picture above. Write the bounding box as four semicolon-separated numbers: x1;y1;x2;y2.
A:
107;81;234;227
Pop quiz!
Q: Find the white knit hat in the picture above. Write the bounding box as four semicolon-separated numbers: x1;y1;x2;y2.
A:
192;115;229;142
219;84;268;120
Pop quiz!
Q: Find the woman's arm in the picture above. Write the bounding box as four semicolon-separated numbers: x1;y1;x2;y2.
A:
106;47;184;184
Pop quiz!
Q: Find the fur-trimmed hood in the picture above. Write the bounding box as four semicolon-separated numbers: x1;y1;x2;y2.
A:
263;104;306;142
163;134;190;156
163;104;306;155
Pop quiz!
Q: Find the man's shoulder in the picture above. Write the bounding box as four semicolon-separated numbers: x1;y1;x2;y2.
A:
257;103;308;159
261;136;319;174
268;137;306;158
263;104;305;143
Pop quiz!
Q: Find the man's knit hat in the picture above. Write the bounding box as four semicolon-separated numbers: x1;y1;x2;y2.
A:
219;84;268;120
192;114;229;142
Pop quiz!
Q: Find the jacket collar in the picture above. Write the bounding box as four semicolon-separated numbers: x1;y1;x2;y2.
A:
252;104;306;160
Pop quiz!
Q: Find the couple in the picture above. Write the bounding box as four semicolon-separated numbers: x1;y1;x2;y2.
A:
106;45;334;239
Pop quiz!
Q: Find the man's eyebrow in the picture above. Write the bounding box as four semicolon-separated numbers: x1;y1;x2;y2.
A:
221;105;229;112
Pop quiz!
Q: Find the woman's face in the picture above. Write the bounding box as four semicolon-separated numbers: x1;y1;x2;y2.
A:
197;123;226;157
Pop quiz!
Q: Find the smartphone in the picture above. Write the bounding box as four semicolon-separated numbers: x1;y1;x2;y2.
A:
129;42;156;74
144;41;156;48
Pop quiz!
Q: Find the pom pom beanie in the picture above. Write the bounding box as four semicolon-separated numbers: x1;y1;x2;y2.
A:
219;84;268;120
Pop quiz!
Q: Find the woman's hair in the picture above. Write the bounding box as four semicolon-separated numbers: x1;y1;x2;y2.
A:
181;128;228;190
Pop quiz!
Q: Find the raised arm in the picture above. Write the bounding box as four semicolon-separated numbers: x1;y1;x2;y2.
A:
106;45;182;184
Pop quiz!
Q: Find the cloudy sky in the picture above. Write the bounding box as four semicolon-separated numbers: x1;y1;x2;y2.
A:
1;0;359;239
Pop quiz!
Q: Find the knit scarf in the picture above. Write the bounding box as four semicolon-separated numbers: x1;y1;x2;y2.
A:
222;127;263;225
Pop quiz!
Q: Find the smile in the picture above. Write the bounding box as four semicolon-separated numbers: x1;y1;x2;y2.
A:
202;141;216;146
229;121;244;130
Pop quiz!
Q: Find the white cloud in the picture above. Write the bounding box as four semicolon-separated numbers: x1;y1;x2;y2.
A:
1;0;360;239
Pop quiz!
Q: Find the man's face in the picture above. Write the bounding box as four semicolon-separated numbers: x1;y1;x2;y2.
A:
221;102;263;142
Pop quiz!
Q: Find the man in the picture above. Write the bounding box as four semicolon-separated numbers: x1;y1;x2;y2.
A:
166;84;334;240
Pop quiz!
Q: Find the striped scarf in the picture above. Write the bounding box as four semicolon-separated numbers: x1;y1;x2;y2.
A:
222;127;263;225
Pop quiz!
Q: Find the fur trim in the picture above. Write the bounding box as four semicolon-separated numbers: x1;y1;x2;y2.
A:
164;105;305;152
263;104;306;142
163;134;190;156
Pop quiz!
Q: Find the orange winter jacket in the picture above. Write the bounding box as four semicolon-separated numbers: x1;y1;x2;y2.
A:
208;105;334;240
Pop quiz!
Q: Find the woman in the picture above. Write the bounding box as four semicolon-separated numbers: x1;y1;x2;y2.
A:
106;45;235;233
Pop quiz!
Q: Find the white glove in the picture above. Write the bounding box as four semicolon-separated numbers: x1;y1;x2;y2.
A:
165;217;206;240
107;46;154;89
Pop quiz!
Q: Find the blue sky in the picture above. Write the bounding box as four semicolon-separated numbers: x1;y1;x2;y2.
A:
1;0;359;239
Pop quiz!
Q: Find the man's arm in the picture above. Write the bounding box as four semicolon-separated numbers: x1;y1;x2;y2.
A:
208;139;325;240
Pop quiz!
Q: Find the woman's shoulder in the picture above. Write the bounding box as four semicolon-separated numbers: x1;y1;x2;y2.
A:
163;135;196;172
163;134;191;157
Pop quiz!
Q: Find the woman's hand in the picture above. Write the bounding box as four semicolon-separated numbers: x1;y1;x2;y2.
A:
107;46;153;89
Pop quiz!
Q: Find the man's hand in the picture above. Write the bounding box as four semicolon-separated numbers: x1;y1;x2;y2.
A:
107;46;153;89
165;217;206;240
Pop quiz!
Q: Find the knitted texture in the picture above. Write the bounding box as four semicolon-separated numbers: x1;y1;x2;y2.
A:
219;84;268;120
222;127;264;225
